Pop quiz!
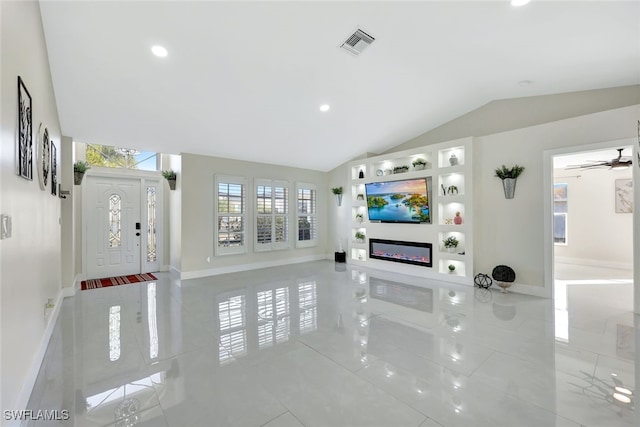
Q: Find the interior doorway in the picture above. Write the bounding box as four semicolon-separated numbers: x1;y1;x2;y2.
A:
549;141;634;342
84;174;163;279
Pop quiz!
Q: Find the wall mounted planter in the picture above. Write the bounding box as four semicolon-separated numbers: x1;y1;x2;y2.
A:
74;171;85;185
502;178;517;199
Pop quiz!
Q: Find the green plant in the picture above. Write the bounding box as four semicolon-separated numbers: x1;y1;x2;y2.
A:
355;213;364;221
162;170;177;180
393;165;409;173
412;158;427;167
331;187;343;195
443;236;459;248
448;264;456;272
73;161;90;173
355;231;366;240
494;164;525;180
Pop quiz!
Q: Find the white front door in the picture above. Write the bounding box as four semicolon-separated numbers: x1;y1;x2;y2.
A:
86;176;141;279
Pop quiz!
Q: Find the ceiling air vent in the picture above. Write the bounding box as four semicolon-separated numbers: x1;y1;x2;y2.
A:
340;29;375;56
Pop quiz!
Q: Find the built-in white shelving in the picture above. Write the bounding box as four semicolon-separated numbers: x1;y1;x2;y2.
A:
347;138;473;285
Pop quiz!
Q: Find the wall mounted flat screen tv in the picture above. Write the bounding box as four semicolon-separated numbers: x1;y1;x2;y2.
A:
365;177;431;223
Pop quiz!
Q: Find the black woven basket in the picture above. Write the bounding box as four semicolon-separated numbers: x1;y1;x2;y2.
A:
491;265;515;283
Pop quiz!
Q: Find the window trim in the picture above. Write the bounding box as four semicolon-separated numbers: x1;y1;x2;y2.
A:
254;179;290;252
215;175;247;256
295;183;318;248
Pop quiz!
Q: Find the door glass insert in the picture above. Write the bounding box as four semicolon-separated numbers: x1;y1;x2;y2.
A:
109;305;121;361
147;283;158;359
147;186;157;262
108;194;121;248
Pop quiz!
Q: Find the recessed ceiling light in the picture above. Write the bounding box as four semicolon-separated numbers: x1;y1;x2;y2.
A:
151;45;168;58
511;0;531;6
319;104;330;112
518;80;533;86
614;386;633;395
613;392;632;404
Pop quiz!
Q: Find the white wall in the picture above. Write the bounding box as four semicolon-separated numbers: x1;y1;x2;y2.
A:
1;0;63;414
330;90;639;294
179;153;328;278
60;136;75;290
554;166;633;269
387;85;640;154
327;162;350;254
474;105;638;290
167;154;182;271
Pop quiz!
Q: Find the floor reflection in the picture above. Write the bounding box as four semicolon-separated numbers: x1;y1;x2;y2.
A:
26;261;636;427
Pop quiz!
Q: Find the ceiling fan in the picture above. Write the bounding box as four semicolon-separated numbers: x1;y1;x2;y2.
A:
566;148;633;170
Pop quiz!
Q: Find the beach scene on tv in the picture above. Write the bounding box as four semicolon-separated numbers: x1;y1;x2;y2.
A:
365;178;430;223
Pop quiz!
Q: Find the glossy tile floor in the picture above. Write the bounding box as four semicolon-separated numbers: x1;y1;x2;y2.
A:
27;261;637;427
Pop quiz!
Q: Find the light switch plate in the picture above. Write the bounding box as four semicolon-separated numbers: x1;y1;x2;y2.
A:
1;214;12;239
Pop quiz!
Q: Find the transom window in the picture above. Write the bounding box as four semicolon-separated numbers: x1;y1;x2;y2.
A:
86;144;158;171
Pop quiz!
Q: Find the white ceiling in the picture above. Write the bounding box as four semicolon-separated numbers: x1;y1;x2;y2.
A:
553;146;633;169
39;1;640;172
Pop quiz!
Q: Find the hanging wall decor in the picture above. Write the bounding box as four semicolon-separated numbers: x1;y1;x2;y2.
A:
615;179;633;213
494;164;525;199
17;76;33;180
37;123;51;190
50;142;57;196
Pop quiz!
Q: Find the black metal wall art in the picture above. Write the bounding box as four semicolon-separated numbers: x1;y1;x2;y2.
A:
51;142;57;196
18;76;33;180
38;124;51;190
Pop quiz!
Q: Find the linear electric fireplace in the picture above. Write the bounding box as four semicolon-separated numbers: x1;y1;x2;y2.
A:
369;238;432;268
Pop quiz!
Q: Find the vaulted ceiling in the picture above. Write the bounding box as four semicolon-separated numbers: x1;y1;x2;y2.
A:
39;1;640;171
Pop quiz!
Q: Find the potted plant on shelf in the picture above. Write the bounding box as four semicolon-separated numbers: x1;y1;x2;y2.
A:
73;161;90;185
448;264;456;274
412;158;427;171
355;231;366;243
393;165;410;174
355;213;364;223
443;236;459;253
162;170;177;190
357;193;364;201
494;164;525;199
332;187;343;206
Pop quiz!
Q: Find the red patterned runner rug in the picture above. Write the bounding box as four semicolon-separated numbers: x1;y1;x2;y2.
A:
81;273;158;290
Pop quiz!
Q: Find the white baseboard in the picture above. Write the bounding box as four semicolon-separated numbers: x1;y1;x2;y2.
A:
508;281;550;298
170;265;181;275
555;256;633;271
61;285;76;298
180;255;326;280
12;289;64;426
